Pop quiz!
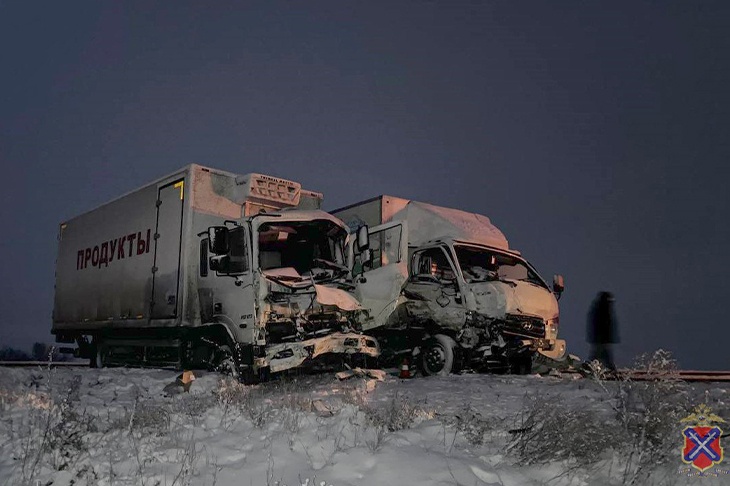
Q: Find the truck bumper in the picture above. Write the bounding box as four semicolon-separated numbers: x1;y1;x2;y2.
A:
537;339;567;361
265;332;380;373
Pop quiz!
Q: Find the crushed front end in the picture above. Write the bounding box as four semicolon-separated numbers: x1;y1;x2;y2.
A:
258;270;380;372
456;310;564;372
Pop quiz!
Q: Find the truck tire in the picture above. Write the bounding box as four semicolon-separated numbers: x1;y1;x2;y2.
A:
421;334;456;376
211;344;268;385
215;345;240;379
89;341;104;368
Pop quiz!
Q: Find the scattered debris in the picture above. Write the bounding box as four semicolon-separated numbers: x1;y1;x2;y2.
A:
163;370;196;396
364;379;377;393
312;399;335;417
335;368;387;381
532;353;582;377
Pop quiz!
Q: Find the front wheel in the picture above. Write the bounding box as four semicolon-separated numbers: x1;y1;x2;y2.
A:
214;345;240;379
421;334;456;376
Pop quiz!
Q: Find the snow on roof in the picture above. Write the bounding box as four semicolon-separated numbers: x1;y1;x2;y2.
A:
395;201;509;250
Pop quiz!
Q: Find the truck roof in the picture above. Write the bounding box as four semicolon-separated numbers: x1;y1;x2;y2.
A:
61;164;323;224
333;195;509;250
396;198;509;250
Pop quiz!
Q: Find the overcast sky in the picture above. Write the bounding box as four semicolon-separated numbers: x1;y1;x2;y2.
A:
1;1;729;369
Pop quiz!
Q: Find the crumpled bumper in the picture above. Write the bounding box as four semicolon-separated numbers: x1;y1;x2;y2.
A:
537;339;567;361
265;332;380;373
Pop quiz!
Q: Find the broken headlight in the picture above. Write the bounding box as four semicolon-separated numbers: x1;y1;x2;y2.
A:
546;316;559;338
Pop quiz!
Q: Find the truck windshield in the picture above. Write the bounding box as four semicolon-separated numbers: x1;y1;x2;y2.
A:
258;220;347;276
454;245;547;288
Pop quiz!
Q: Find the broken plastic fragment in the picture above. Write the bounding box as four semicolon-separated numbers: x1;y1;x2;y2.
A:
314;284;362;311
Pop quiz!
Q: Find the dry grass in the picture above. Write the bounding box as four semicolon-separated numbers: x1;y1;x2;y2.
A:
508;349;691;485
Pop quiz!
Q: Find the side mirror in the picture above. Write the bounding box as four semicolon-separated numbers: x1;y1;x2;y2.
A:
208;226;229;255
553;274;565;298
356;225;370;252
361;248;373;267
209;255;230;273
354;248;373;277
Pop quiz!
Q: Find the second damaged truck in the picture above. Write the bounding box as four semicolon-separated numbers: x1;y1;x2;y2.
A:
333;196;566;375
52;165;378;381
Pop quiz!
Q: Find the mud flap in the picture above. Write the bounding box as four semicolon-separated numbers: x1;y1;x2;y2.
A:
266;332;380;373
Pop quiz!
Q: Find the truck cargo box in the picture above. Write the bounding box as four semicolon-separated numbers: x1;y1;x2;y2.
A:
53;164;323;333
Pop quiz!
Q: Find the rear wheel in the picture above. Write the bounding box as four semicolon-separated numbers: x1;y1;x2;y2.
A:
89;339;105;368
421;334;456;376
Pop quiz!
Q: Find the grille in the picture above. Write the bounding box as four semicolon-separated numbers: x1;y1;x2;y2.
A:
501;315;546;338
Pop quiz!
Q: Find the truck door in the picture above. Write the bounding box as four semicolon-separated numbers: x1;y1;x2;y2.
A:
151;180;185;319
354;221;408;331
403;245;466;329
198;225;257;345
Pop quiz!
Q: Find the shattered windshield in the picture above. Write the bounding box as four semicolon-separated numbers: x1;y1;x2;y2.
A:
454;245;547;288
257;220;347;279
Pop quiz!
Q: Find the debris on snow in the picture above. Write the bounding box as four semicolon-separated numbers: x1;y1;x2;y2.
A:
335;367;386;381
162;370;196;396
0;363;727;486
312;399;335;417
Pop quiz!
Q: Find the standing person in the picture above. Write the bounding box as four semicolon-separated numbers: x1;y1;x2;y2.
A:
587;291;619;371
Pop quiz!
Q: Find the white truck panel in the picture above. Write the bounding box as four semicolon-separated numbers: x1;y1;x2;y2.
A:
333;195;509;250
54;178;174;326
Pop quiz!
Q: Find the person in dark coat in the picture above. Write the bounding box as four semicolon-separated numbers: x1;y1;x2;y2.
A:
587;291;619;371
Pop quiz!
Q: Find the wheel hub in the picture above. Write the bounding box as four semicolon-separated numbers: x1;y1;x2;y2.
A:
425;346;445;371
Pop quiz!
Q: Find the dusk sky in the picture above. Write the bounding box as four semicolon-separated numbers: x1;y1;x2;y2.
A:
1;1;728;369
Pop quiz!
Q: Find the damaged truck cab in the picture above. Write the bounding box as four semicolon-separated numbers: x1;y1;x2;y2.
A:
206;209;379;377
333;196;566;375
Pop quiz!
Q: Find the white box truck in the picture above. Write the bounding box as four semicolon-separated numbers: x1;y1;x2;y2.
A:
332;195;565;375
53;165;378;381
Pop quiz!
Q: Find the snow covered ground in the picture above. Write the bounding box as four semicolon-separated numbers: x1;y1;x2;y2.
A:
0;365;728;486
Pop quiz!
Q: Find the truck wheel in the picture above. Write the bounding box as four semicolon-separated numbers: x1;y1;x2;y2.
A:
421;334;456;376
213;345;239;378
89;342;105;368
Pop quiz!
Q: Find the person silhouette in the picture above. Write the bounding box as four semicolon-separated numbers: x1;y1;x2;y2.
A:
587;291;618;371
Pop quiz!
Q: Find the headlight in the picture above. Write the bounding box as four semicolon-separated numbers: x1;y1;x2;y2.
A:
546;316;559;337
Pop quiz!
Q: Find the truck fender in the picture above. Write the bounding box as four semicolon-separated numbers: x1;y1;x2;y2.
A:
198;320;239;346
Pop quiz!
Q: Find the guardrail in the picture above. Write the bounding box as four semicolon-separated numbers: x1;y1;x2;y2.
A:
0;361;86;367
619;370;730;382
